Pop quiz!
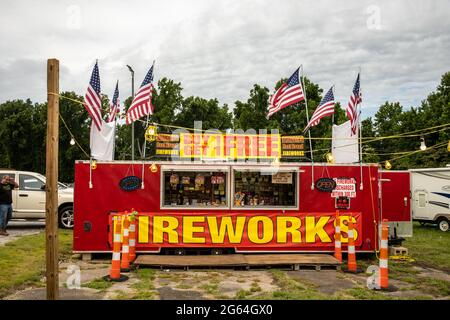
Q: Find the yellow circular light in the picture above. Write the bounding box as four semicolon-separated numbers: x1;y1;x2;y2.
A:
325;153;334;164
384;160;392;170
149;163;158;173
91;160;97;170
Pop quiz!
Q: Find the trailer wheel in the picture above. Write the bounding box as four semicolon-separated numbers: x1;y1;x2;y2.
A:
59;205;74;229
437;218;449;232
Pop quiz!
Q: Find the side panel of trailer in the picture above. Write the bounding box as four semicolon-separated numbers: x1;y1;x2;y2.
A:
73;162;381;253
380;170;412;237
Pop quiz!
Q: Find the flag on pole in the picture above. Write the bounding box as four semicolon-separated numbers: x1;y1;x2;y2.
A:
346;73;362;135
126;64;154;125
84;61;103;130
107;81;120;123
267;68;305;118
303;86;335;132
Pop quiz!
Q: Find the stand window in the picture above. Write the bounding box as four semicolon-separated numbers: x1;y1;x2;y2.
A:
234;171;297;207
163;171;227;207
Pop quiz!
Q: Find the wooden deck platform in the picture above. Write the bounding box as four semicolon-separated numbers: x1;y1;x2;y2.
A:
134;254;341;270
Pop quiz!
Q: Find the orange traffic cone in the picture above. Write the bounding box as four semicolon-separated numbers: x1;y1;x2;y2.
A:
120;213;131;272
129;213;137;263
105;215;128;282
334;211;342;263
344;213;362;273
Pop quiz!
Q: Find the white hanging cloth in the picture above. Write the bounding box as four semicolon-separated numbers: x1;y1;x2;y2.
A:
332;120;359;164
90;120;116;161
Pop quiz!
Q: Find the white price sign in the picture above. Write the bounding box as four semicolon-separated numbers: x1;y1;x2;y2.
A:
331;178;356;198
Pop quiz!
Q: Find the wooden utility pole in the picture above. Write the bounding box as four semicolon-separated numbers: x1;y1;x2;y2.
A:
46;59;59;300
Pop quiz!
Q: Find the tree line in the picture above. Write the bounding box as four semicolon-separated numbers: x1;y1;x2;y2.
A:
0;72;448;182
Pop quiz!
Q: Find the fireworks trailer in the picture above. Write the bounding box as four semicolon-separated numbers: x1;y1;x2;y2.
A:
72;132;412;255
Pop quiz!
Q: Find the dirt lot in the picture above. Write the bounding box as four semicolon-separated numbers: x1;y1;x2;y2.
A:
1;223;449;300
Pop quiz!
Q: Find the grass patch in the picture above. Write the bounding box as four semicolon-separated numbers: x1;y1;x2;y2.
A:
341;287;394;300
199;283;219;294
406;222;450;272
131;268;156;292
250;270;328;300
0;229;73;298
83;278;113;291
176;283;193;289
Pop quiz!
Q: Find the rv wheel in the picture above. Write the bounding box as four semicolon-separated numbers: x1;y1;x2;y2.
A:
437;218;449;232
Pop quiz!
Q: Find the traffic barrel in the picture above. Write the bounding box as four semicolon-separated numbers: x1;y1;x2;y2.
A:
344;213;362;273
105;215;128;282
334;210;342;263
379;219;389;289
129;213;137;263
120;213;131;272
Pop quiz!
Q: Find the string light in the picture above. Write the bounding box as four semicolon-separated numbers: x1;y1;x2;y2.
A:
420;136;427;151
384;160;392;170
325;153;334;164
149;163;158;173
91;160;97;170
70;137;75;146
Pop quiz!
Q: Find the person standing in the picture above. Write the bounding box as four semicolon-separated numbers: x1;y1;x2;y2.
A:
0;175;18;236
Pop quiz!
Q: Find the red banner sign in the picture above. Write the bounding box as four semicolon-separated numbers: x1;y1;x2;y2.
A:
110;212;362;248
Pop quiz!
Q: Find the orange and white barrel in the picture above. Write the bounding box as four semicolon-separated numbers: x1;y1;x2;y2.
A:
379;219;389;289
120;214;131;272
129;215;137;263
347;213;357;272
109;215;122;280
334;210;342;263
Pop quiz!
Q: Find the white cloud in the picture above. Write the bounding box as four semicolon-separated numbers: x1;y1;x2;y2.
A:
0;0;448;119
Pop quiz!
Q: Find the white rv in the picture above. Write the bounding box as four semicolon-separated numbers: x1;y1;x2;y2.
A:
410;167;450;232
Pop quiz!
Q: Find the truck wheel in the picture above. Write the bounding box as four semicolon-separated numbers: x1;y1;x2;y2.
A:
59;205;74;229
437;218;449;232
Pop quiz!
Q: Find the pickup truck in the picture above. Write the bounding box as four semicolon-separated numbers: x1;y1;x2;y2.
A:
0;169;74;229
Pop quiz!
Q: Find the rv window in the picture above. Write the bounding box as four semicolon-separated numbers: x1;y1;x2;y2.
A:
233;170;297;208
162;170;228;208
418;193;426;207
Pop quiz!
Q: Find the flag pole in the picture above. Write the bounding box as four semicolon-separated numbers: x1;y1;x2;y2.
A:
301;65;315;190
331;85;335;126
141;60;155;189
358;68;364;190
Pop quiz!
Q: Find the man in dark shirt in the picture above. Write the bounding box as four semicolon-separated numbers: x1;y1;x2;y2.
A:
0;175;19;236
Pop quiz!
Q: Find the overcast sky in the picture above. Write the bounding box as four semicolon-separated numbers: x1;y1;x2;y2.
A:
0;0;449;118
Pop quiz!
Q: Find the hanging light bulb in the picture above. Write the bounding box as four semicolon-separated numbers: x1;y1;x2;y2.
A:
420;136;427;151
149;163;158;173
325;153;334;164
91;160;97;170
385;160;392;170
70;137;75;146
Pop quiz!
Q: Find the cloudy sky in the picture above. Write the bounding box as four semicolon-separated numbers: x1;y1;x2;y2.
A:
0;0;449;118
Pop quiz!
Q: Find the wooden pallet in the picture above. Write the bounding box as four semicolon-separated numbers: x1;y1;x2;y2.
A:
134;253;341;270
244;254;341;271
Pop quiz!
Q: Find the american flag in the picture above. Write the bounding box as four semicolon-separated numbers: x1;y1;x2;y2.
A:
304;86;335;132
107;81;120;122
84;61;102;130
267;68;305;118
346;73;362;135
126;64;154;125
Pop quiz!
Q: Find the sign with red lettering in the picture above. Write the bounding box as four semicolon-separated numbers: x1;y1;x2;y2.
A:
331;178;357;198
